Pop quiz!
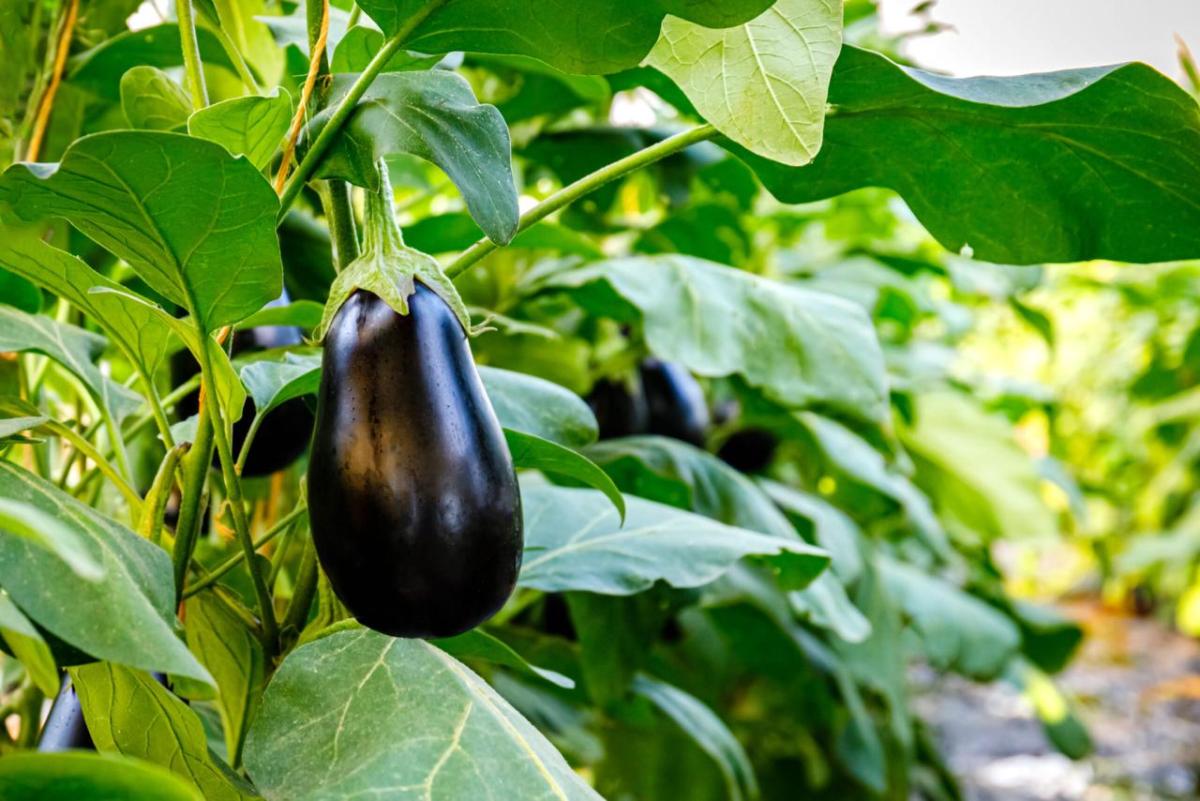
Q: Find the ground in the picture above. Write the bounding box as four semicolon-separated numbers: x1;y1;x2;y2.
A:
917;603;1200;800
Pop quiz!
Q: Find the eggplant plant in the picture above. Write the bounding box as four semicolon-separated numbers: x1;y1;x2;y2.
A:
0;0;1197;798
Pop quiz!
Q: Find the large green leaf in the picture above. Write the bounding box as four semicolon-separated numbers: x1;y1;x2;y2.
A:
310;71;518;245
0;304;142;423
518;483;826;594
188;90;293;170
243;629;603;801
0;497;103;581
878;557;1020;680
898;391;1056;543
547;255;887;421
633;675;759;801
73;663;253;801
736;46;1200;264
480;366;598;447
0;227;178;379
646;0;842;165
357;0;775;74
0;462;212;685
433;628;574;689
0;131;282;332
584;436;828;588
0;752;203;801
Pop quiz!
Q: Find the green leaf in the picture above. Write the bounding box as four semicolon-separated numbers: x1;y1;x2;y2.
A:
798;412;949;555
646;0;842;165
519;483;824;594
330;26;440;73
359;0;775;74
759;479;864;583
238;299;323;329
0;590;59;696
633;675;759;801
736;46;1200;264
0;752;204;801
243;629;603;801
0;415;46;441
878;557;1020;680
0;226;179;379
73;663;254;801
0;462;213;685
433;628;575;689
0;496;104;581
310;71;518;245
0;131;282;332
506;430;625;521
480;366;598;447
584;436;829;588
548;255;887;421
185;593;266;767
67;24;234;101
239;352;321;417
201;0;285;86
898;391;1056;543
120;66;191;131
567;591;671;707
0;304;142;423
188;90;293;170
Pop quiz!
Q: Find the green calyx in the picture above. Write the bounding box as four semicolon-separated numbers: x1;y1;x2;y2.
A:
314;161;472;341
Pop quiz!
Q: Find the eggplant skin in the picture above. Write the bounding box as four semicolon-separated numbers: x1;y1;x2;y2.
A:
640;359;710;448
308;285;523;639
717;428;779;474
37;679;93;752
587;377;650;440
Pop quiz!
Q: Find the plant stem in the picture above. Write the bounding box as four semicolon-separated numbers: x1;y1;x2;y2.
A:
323;181;360;270
172;397;214;600
276;0;446;218
39;419;142;516
182;504;307;598
280;535;320;650
233;413;265;476
142;377;176;450
208;24;262;95
274;0;331;193
176;0;208;109
346;3;362;28
194;341;279;650
446;123;718;279
24;0;78;162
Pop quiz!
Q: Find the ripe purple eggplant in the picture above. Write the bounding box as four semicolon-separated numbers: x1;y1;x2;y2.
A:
307;285;522;638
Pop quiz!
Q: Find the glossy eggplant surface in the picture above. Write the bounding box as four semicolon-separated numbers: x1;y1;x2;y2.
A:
308;285;522;638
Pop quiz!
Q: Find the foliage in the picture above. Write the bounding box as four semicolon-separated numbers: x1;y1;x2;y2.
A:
0;0;1194;798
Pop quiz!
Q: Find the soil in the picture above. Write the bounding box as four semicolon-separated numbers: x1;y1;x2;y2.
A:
915;602;1200;801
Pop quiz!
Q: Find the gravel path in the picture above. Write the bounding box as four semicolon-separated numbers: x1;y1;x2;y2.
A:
916;604;1200;800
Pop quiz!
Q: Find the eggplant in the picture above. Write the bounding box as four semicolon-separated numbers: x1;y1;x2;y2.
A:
308;285;523;638
587;377;650;440
717;428;779;474
172;293;314;477
639;359;710;447
37;679;92;752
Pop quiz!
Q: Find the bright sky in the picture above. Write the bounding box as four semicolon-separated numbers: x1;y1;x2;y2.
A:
877;0;1200;81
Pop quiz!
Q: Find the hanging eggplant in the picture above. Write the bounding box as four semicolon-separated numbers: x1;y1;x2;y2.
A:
307;169;522;639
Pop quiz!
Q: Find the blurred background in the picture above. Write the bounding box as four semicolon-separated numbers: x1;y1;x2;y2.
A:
825;3;1200;799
